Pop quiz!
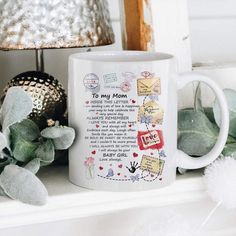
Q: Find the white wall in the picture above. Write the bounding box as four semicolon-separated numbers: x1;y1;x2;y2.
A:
188;0;236;65
150;0;192;73
0;0;235;93
186;0;236;107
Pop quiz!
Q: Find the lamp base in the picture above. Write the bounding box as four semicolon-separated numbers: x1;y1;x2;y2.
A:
2;71;67;130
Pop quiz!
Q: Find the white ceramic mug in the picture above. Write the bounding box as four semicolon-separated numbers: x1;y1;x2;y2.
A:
68;51;229;191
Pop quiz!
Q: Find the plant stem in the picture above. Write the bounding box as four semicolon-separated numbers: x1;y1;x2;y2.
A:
89;166;93;178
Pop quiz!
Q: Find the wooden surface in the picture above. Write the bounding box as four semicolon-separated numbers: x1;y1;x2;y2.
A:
122;0;153;50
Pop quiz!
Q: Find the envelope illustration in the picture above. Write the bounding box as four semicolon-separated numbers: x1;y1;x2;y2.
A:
137;77;161;96
138;100;164;124
140;155;165;174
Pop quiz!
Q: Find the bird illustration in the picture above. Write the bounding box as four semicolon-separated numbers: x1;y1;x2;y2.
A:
106;168;114;177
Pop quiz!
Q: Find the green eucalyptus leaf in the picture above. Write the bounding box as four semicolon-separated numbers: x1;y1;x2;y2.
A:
34;139;55;166
0;87;33;133
10;127;38;162
194;82;204;112
0;165;48;205
41;126;75;150
227;135;236;144
10;119;40;142
204;107;216;124
213;89;236;137
0;132;7;152
178;110;219;156
24;158;41;174
0;185;6;196
0;156;15;168
204;106;236;144
12;139;38;162
222;143;236;158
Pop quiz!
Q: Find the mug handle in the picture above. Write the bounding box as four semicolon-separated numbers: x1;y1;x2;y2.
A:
176;72;229;169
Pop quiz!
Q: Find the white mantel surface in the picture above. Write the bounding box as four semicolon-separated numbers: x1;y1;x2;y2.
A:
0;166;206;230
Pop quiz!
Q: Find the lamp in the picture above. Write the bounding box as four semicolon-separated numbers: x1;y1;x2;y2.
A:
0;0;114;128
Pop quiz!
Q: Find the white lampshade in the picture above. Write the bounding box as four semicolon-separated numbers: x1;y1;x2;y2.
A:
0;0;115;50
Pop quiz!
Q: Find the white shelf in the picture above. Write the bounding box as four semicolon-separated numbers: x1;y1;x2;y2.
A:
0;166;206;230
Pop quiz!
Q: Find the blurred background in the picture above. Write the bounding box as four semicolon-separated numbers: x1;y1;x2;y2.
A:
0;0;236;95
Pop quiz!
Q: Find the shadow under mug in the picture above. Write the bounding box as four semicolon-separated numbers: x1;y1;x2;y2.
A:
68;51;229;191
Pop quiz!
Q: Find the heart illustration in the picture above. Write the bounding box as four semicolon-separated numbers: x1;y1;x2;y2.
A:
159;178;162;181
92;150;96;155
131;100;136;104
99;166;103;170
128;124;132;128
117;173;121;176
118;164;123;168
133;152;138;158
152;124;156;128
96;124;100;128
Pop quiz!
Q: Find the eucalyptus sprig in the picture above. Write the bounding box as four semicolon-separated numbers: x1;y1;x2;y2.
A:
0;87;75;205
178;88;236;162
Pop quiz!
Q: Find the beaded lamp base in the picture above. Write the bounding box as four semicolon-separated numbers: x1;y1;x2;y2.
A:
2;71;67;130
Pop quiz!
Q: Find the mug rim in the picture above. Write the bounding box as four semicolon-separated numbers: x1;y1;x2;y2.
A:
69;50;173;62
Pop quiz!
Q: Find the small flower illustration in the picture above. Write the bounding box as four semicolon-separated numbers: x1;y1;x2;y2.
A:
84;157;95;179
120;81;131;92
84;157;95;167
